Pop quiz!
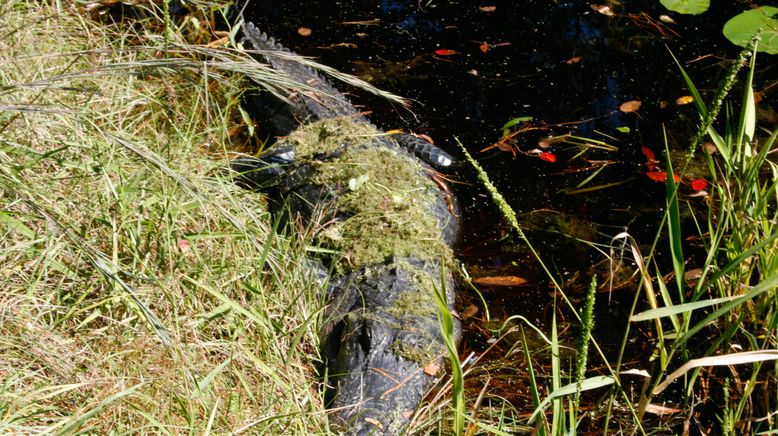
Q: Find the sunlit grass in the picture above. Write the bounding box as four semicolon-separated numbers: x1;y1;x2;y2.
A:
0;2;330;433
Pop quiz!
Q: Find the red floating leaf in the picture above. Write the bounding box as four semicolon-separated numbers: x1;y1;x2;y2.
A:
434;49;458;56
646;171;681;183
565;56;581;65
537;152;557;163
479;43;490;53
690;178;708;191
641;146;658;170
641;146;656;161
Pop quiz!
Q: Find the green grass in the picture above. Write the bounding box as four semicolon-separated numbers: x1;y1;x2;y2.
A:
0;2;331;433
624;41;778;433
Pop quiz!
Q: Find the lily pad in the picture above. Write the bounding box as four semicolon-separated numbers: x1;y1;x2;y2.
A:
723;6;778;55
660;0;709;15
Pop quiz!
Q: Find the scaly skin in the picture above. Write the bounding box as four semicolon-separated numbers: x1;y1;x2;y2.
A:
237;23;460;435
241;22;455;172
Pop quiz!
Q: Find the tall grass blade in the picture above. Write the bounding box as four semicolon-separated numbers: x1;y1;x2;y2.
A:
435;279;464;435
653;350;778;394
675;272;778;349
631;295;746;322
528;376;615;423
53;383;142;434
737;46;757;148
664;130;685;301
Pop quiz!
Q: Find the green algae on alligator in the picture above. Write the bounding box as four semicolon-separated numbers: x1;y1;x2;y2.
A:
233;23;460;435
281;118;454;271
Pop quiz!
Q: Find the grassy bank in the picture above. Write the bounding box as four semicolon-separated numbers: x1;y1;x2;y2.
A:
0;2;332;433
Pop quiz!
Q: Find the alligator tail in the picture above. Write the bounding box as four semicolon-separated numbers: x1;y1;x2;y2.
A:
241;22;361;121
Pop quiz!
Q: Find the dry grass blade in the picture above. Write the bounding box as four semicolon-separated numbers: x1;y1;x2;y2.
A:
653;350;778;394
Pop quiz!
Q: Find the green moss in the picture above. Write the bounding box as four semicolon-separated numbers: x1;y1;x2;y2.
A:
389;339;440;365
275;118;455;364
284;117;382;160
386;288;437;321
280;118;453;272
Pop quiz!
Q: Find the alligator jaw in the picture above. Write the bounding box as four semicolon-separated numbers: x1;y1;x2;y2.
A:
324;258;456;435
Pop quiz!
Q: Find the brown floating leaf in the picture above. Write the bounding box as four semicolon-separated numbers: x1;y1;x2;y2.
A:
659;15;676;24
565;56;581;64
297;27;312;36
619;99;642;113
675;95;694;105
473;275;529;287
479;6;497;12
479;43;490;53
590;4;615;16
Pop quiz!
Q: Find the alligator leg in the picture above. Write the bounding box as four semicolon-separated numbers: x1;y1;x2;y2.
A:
229;142;297;188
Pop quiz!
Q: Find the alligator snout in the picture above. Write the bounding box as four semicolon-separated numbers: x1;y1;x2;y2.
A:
323;258;456;435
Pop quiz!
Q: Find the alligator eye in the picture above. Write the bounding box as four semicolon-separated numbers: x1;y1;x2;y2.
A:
276;151;295;162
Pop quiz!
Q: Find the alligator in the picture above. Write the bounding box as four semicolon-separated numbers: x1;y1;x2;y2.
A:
233;23;460;435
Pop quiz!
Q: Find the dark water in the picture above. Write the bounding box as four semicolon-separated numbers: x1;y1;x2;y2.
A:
237;0;777;421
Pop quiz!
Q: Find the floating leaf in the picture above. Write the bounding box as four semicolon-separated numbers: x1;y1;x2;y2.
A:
644;403;683;415
642;146;658;170
479;5;496;12
675;95;694;105
646;171;681;183
472;275;529;287
297;27;312;36
434;49;458;56
641;146;656;161
500;116;533;130
616;126;631;133
723;6;778;54
690;178;708;191
479;43;490;53
659;15;677;24
619;100;642;113
537;152;557;163
590;4;615;16
660;0;709;15
565;56;581;64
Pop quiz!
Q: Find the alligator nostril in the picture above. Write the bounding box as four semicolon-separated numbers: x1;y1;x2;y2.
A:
358;322;371;356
